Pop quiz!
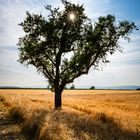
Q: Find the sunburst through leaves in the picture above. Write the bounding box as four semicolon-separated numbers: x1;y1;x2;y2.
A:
66;10;78;26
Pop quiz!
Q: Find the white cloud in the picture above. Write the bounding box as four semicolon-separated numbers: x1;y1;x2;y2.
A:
0;0;54;46
0;45;46;87
74;62;140;87
0;0;140;87
0;0;114;46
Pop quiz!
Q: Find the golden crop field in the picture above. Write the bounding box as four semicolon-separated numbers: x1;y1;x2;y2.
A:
0;89;140;140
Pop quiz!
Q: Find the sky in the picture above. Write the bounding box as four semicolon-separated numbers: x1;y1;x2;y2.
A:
0;0;140;88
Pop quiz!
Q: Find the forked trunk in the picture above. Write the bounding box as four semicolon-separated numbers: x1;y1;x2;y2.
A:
55;90;62;109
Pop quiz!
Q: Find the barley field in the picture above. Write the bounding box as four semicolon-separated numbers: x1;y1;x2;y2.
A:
0;89;140;140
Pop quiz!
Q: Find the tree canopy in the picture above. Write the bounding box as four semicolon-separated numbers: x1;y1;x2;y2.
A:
90;86;95;90
18;0;137;108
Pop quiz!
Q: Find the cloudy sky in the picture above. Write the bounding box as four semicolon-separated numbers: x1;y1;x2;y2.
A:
0;0;140;88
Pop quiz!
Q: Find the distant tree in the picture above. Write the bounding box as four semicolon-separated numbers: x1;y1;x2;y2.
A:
47;85;50;89
90;86;95;89
18;0;137;108
70;84;75;89
136;88;140;90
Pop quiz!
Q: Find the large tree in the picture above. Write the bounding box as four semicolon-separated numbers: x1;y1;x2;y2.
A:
18;0;137;108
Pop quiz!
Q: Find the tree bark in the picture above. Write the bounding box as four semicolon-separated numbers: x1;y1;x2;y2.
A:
55;90;62;109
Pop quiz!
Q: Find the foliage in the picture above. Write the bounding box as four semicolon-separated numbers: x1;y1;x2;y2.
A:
18;0;137;107
90;86;95;89
70;84;75;89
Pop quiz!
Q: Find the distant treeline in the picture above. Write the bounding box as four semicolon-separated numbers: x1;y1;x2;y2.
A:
0;88;139;90
0;86;140;90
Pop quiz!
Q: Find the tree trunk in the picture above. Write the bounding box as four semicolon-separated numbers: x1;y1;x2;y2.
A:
55;90;62;109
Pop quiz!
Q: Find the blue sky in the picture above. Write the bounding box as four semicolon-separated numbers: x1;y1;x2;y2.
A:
0;0;140;88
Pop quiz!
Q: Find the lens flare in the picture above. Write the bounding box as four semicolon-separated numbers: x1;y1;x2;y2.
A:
66;9;79;26
69;12;76;21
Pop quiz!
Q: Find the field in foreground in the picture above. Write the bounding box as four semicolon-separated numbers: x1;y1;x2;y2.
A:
0;89;140;140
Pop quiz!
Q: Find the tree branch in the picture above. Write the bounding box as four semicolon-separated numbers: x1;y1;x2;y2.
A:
37;58;55;80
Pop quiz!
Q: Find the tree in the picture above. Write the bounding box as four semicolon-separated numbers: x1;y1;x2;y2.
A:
90;86;95;90
70;84;75;89
18;0;137;109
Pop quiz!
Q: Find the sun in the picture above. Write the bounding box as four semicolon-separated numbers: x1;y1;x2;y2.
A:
69;12;76;21
66;10;78;26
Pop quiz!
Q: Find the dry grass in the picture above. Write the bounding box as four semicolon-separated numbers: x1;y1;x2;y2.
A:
0;95;5;102
8;106;26;124
0;89;140;140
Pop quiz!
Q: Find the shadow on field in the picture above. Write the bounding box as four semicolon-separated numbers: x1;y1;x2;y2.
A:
1;107;140;140
0;108;48;140
0;112;25;140
21;108;48;140
45;110;140;140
